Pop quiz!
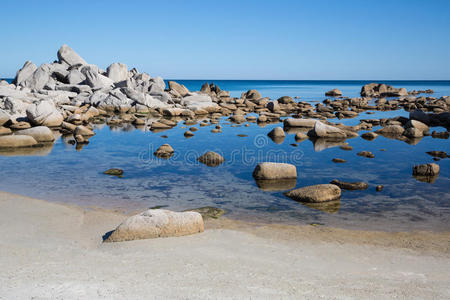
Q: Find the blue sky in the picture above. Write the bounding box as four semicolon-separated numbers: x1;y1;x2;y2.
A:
1;0;449;79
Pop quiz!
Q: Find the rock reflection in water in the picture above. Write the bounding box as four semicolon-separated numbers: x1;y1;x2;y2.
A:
0;143;54;157
254;178;297;191
311;138;347;152
300;200;341;214
413;174;439;184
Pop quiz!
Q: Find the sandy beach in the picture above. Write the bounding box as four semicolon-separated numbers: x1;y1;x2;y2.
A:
0;190;449;299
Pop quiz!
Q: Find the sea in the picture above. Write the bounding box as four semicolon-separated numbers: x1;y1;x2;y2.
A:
0;79;449;231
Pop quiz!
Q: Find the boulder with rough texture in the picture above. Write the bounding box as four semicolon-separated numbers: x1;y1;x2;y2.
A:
74;125;95;136
14;61;37;86
325;89;342;96
15;126;55;142
197;151;225;167
361;83;408;97
375;125;405;136
405;120;429;134
84;70;114;89
22;64;51;91
0;135;38;148
26;100;63;127
267;127;286;138
308;121;347;139
154;144;174;158
242;89;261;100
252;162;297;180
284;118;317;128
107;63;128;82
57;44;87;66
412;163;440;176
284;184;341;203
0;109;10;126
330;179;368;190
169;81;189;97
104;209;204;242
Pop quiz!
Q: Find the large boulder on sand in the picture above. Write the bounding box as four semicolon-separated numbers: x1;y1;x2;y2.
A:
26;100;63;127
104;209;204;242
57;44;87;66
15;126;55;143
252;162;297;180
284;184;341;203
0;135;38;148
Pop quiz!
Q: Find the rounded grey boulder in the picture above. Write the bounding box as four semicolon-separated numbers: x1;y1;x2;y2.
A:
15;126;55;143
104;209;204;242
0;135;38;148
284;184;341;203
252;162;297;180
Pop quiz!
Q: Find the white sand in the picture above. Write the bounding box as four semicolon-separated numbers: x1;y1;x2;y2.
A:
0;191;449;299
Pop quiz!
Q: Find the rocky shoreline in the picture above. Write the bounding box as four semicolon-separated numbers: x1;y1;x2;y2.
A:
1;45;449;241
0;45;448;153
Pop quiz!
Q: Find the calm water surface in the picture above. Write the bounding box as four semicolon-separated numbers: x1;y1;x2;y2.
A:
0;80;449;231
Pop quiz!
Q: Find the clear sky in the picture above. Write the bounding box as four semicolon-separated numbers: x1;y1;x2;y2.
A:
1;0;450;79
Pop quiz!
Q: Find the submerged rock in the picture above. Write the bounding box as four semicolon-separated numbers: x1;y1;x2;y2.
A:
252;162;297;180
185;207;226;220
103;168;124;176
330;179;368;190
284;184;341;203
254;178;297;191
104;209;204;242
332;158;346;163
357;151;374;158
376;185;384;192
197;151;225;167
426;151;448;159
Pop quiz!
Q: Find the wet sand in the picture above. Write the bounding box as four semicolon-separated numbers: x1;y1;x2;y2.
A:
1;190;449;299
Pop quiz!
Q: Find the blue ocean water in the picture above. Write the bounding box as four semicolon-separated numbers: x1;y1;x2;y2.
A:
0;80;449;231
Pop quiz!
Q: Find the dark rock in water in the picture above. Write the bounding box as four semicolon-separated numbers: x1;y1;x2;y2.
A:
431;131;449;139
197;151;225;167
103;168;123;176
433;158;440;161
284;184;341;203
361;132;378;140
330;179;368;190
237;134;248;137
189;127;198;132
360;83;407;97
426;151;448;158
185;206;226;220
332;158;346;163
290;143;298;147
340;145;353;151
376;185;384;192
357;151;374;158
184;130;194;137
254;178;297;191
412;163;439;177
267;127;285;138
325;88;342;97
154;144;174;159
